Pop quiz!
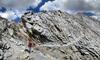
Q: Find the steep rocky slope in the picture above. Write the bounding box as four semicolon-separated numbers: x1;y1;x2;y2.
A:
0;10;100;60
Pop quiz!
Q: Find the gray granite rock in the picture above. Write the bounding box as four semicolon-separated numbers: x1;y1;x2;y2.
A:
0;10;100;60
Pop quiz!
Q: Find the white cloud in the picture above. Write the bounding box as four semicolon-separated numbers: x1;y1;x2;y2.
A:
40;0;68;11
0;13;9;18
0;11;14;19
0;0;41;10
40;0;100;13
0;10;23;21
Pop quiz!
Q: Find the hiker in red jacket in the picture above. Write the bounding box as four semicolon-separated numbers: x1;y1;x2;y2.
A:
27;34;36;53
28;38;33;53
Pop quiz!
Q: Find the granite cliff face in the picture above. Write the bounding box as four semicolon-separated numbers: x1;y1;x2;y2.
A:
0;11;100;60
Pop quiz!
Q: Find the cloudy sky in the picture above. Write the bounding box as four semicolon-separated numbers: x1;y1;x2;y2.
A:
41;0;99;12
0;0;99;20
0;0;99;12
0;0;41;10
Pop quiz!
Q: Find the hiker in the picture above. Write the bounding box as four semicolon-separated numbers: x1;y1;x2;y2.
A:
27;38;33;53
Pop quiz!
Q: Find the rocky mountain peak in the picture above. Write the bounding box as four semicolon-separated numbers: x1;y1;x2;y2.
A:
0;11;100;60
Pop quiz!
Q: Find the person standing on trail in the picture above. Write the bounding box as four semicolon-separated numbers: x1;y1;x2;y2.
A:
28;38;33;53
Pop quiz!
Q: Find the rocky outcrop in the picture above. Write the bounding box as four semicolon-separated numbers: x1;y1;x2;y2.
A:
22;11;100;60
0;10;100;60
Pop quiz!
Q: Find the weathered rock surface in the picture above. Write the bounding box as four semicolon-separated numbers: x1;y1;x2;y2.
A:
0;10;100;60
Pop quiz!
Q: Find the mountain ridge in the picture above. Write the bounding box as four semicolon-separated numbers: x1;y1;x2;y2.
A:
0;10;100;60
